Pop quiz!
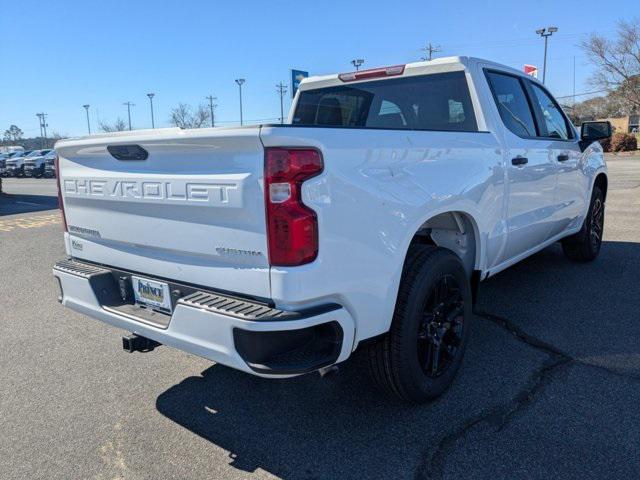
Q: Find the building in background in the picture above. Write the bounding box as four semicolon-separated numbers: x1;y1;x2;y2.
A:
598;114;640;133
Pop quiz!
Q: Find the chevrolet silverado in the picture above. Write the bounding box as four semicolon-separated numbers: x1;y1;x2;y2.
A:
53;57;611;403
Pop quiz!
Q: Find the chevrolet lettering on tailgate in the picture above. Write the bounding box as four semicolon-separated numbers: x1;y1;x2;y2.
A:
63;178;241;206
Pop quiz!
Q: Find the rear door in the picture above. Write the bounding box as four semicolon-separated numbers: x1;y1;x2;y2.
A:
485;70;558;262
55;127;271;299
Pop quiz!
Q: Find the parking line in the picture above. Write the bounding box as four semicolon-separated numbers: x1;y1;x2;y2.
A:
0;213;62;232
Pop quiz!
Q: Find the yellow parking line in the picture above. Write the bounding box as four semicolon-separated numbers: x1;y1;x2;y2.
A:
0;213;62;232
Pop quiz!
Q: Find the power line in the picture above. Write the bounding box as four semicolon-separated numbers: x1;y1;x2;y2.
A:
205;95;218;127
421;42;441;61
36;113;48;148
555;89;609;100
123;101;135;130
276;82;288;124
442;29;614;51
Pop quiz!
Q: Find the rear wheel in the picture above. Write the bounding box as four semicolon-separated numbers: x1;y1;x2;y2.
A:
562;186;604;262
367;246;472;403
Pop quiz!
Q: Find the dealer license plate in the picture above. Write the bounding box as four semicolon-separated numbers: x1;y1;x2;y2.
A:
131;276;172;313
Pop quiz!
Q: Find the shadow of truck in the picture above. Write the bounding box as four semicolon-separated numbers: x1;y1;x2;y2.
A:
155;240;640;479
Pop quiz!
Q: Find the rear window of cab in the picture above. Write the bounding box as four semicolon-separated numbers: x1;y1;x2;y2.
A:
293;71;478;132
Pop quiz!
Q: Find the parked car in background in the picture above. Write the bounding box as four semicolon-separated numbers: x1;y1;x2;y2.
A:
0;146;25;155
0;151;25;173
4;150;34;177
44;152;58;178
24;150;55;178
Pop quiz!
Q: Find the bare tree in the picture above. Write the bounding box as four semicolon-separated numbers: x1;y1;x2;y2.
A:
581;19;640;113
169;103;210;129
571;95;628;122
50;131;67;140
99;118;128;133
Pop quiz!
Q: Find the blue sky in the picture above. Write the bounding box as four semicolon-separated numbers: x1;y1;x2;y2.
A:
0;0;634;137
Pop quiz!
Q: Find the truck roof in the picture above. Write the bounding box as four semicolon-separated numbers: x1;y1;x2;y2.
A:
298;56;533;91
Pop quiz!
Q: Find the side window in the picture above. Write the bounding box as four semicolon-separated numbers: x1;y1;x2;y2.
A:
485;71;537;137
529;83;572;140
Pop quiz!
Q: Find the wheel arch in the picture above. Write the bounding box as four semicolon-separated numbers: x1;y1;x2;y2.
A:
406;210;483;277
594;172;608;201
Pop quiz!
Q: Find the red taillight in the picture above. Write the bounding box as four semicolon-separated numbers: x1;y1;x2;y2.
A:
264;148;323;266
54;154;67;232
338;64;405;82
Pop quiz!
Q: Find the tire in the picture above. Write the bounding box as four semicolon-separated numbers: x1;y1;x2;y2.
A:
562;186;604;262
367;245;472;403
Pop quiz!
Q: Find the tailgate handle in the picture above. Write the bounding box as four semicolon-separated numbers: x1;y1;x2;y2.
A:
107;145;149;161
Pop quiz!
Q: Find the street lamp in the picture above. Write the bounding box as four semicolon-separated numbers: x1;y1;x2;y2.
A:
536;26;558;84
351;59;365;71
235;78;246;126
83;104;91;134
147;93;155;128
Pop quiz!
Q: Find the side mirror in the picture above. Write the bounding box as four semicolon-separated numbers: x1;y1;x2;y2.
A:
581;121;612;142
579;121;612;152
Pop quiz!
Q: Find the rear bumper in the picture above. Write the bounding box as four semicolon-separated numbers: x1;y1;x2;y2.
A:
53;259;355;377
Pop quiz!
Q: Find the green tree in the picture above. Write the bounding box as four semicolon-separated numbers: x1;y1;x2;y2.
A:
3;125;24;143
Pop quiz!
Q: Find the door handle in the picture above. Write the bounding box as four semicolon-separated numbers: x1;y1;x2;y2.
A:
511;157;528;166
557;154;569;162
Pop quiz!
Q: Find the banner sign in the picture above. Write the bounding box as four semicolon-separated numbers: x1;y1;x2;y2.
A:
291;69;309;98
524;64;538;78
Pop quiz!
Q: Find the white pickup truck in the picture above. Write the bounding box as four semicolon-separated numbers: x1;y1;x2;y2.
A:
53;57;611;403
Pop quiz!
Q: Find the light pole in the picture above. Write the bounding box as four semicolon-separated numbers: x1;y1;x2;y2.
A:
205;95;217;127
536;26;558;84
235;79;245;126
83;105;91;134
123;101;135;130
147;93;155;128
351;59;364;71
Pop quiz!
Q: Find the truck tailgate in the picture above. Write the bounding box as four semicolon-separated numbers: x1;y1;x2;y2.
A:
55;127;270;299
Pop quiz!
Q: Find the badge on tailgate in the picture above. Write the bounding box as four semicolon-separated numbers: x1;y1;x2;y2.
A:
131;276;172;313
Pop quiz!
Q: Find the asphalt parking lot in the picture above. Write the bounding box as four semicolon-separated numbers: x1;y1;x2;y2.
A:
1;156;639;480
